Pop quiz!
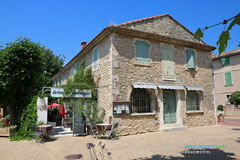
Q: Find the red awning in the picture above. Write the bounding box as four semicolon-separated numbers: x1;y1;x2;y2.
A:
48;103;60;108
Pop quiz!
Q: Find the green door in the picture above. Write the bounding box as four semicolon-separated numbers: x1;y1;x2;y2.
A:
163;90;176;124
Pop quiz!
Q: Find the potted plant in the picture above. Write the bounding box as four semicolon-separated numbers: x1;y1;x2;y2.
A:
0;115;17;137
0;115;10;127
217;105;224;122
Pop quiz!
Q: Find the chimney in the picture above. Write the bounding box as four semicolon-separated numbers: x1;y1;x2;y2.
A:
81;42;87;50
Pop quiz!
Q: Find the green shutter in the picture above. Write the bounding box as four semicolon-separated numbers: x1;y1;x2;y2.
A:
163;45;175;79
136;40;150;64
92;48;98;70
186;49;195;69
225;72;232;85
224;57;230;66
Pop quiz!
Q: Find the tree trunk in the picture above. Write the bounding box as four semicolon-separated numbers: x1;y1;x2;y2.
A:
7;105;16;125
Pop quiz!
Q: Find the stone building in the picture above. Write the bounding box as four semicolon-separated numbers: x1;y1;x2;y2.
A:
212;48;240;107
52;14;216;135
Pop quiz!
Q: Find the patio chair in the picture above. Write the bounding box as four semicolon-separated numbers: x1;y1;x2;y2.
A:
88;121;98;139
47;121;56;135
30;125;43;143
105;121;120;139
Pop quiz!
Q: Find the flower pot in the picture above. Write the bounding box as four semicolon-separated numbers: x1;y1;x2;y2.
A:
1;119;10;127
218;115;224;122
0;127;16;137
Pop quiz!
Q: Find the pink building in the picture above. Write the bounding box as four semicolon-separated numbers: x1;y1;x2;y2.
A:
212;48;240;106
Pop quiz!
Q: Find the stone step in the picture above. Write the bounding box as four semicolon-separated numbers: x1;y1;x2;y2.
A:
51;126;73;137
161;125;188;132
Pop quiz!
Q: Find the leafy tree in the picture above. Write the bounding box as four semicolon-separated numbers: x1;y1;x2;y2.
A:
194;13;240;54
229;91;240;106
0;38;45;124
41;47;65;87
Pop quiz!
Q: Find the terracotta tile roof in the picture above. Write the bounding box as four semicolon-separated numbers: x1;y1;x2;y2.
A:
212;48;240;60
118;14;169;26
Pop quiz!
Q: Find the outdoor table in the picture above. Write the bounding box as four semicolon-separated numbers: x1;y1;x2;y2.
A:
36;125;53;135
96;123;112;136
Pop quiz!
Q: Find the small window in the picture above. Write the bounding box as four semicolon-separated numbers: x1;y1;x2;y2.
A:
74;63;78;74
186;91;200;111
224;57;230;66
225;72;232;86
130;88;152;113
92;47;99;71
186;49;195;69
135;40;150;64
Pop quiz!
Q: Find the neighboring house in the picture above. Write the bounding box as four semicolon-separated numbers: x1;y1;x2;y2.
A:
212;48;240;107
52;14;216;135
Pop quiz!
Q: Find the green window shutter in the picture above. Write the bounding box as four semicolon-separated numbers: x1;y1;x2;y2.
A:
163;45;175;79
224;57;230;66
186;49;195;69
225;72;232;85
136;40;150;64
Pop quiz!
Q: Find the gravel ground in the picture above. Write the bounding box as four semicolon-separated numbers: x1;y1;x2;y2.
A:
0;124;240;160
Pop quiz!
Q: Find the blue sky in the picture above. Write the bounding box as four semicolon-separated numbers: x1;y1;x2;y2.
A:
1;0;239;64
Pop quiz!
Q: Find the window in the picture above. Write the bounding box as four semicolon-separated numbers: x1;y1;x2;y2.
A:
92;47;99;71
74;63;78;74
135;40;150;64
186;91;200;111
162;45;175;79
225;72;232;86
186;49;195;69
224;57;230;66
130;88;152;113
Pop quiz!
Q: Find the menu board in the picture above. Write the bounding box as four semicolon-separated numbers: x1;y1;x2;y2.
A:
113;101;131;115
73;116;86;136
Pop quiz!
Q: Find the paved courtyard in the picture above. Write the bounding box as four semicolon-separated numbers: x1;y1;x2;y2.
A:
0;124;240;160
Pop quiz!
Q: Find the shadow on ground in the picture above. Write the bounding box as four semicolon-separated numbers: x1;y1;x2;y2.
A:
132;149;236;160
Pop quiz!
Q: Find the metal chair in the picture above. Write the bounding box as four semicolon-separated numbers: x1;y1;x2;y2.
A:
105;121;120;139
47;121;56;135
30;125;43;143
88;121;98;139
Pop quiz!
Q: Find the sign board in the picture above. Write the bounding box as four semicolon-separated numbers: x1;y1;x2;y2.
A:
37;97;48;124
51;87;91;98
73;116;86;136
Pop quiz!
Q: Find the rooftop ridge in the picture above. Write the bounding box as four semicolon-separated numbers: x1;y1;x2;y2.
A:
118;14;169;26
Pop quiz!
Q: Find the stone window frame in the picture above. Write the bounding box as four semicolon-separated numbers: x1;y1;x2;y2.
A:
92;45;99;71
184;47;199;72
133;38;152;66
161;43;177;81
130;88;155;114
186;90;203;112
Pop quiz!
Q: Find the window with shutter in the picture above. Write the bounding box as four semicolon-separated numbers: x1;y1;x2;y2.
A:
74;63;78;74
224;57;230;66
186;91;200;111
225;72;232;86
136;40;150;64
162;45;175;79
186;49;195;69
92;47;99;71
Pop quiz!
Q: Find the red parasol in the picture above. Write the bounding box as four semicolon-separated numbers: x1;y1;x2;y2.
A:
59;103;66;116
48;103;60;108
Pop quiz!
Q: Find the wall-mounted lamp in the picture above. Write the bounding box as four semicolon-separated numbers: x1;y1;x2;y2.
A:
220;58;226;66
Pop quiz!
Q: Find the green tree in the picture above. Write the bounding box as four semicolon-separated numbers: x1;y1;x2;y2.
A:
194;13;240;54
41;47;65;87
0;37;45;124
229;91;240;106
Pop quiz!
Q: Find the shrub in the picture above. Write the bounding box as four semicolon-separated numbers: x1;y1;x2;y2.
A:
229;91;240;105
217;105;224;111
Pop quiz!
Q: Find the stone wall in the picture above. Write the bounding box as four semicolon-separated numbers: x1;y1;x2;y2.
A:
224;104;240;116
121;15;203;45
115;115;159;136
